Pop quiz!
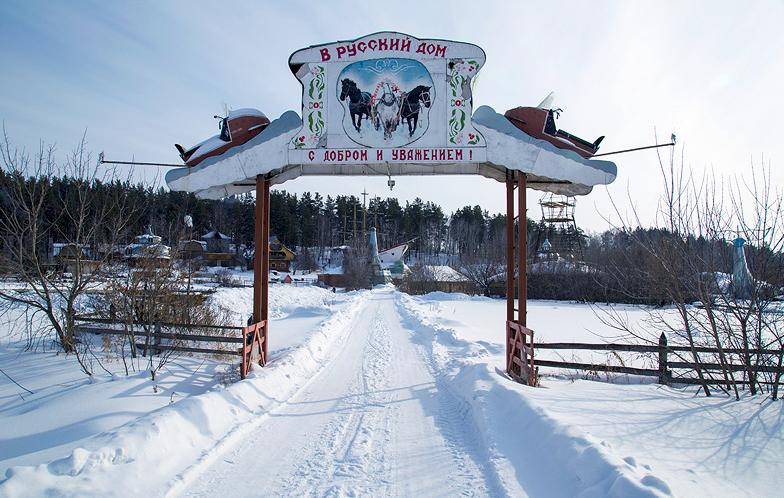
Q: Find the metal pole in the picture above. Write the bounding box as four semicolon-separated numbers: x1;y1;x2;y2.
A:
99;159;184;168
592;141;676;157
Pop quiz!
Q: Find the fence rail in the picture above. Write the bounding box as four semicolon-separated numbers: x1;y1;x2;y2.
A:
535;334;784;387
76;316;266;380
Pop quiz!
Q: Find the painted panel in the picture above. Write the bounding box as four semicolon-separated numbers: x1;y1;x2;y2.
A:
289;32;486;164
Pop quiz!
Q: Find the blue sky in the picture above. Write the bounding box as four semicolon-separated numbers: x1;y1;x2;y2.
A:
2;0;783;233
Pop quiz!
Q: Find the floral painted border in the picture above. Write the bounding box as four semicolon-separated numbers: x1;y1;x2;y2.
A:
293;65;326;148
447;59;482;146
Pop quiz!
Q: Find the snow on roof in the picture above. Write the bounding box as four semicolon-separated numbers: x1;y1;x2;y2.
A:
202;231;229;239
419;265;469;282
180;239;208;249
165;111;302;197
228;108;267;120
186;136;226;163
166;106;617;200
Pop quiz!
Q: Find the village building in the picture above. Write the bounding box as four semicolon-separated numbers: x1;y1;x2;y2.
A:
245;235;295;272
403;265;472;294
269;236;295;272
200;231;240;267
52;243;101;274
124;227;171;266
179;239;207;261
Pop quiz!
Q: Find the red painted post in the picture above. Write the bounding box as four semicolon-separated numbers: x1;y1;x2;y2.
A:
254;175;263;324
518;171;527;328
506;170;534;385
506;174;515;366
259;176;270;362
251;174;270;368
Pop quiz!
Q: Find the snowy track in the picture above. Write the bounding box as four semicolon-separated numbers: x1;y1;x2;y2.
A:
177;287;498;497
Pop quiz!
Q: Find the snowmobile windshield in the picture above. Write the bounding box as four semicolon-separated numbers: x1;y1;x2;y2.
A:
545;111;558;135
219;118;231;142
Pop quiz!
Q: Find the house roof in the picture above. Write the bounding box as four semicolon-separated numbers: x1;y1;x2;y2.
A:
417;265;469;282
202;231;229;239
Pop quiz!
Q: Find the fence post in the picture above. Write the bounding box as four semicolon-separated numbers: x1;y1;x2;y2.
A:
658;332;669;384
154;318;162;356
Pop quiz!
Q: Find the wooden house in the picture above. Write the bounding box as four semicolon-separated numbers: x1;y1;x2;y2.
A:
269;236;295;272
245;236;296;272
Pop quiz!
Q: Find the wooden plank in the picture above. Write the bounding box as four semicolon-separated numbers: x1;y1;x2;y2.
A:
535;359;661;377
507;322;534;337
511;355;532;371
534;341;783;356
668;346;783;355
77;326;243;343
669;362;784;374
136;343;240;356
664;377;782;386
76;317;243;331
535;342;661;353
508;369;524;384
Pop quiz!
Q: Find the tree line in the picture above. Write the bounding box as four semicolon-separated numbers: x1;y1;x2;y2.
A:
3;133;783;396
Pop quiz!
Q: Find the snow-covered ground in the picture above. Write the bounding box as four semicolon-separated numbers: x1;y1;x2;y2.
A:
1;285;782;497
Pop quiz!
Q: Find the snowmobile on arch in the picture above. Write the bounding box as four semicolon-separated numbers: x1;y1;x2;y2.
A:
504;92;604;159
175;108;271;167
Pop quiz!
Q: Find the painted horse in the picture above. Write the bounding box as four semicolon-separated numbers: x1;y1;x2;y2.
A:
339;78;372;133
400;85;432;137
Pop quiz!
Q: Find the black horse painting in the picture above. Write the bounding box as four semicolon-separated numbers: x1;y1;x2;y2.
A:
400;85;432;137
339;78;372;133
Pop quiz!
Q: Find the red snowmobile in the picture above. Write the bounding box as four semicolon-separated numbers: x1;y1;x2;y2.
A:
504;93;604;159
175;108;270;167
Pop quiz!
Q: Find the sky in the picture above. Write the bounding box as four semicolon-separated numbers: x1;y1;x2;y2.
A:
1;0;783;234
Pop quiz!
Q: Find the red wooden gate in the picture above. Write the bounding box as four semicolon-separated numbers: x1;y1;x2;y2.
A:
240;320;267;379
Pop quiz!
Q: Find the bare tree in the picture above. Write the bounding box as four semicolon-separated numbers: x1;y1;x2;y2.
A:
0;130;138;374
607;144;784;398
341;243;374;290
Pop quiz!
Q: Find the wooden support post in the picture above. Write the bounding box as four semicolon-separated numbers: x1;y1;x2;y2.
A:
154;318;161;356
658;332;669;384
506;175;515;363
518;171;527;328
251;174;270;368
506;171;534;385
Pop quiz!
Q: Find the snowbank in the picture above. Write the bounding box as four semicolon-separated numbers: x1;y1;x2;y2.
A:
0;289;369;497
398;291;784;498
395;292;673;497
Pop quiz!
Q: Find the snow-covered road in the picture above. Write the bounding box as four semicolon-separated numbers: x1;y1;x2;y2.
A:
3;285;781;498
177;287;500;497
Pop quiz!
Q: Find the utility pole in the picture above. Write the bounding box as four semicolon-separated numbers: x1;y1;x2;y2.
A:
361;188;369;240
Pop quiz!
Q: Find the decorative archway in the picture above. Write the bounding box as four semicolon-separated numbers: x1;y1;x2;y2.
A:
166;32;617;383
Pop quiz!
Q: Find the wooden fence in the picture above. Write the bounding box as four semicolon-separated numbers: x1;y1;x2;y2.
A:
75;316;266;379
535;333;784;387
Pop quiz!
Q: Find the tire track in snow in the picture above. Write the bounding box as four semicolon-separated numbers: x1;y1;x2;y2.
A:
179;287;498;497
276;297;395;497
